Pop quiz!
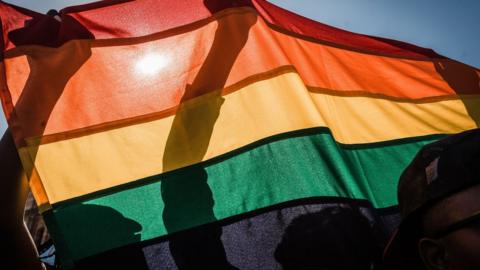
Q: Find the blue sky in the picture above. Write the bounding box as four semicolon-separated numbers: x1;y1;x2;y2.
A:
1;0;479;133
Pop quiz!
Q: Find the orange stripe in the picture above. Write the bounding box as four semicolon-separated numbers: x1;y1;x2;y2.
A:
3;9;479;141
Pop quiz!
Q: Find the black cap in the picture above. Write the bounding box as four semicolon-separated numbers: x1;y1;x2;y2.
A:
383;128;480;268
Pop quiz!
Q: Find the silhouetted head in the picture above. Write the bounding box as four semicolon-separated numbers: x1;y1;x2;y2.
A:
56;204;142;254
63;204;149;269
275;207;383;270
384;129;480;270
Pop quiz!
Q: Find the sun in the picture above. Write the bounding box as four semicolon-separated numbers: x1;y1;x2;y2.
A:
135;53;169;76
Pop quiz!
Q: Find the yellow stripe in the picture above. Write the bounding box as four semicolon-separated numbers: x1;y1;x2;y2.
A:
24;72;479;204
18;148;51;211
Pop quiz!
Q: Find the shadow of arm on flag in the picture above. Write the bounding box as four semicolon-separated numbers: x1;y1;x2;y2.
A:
160;1;256;268
6;11;93;174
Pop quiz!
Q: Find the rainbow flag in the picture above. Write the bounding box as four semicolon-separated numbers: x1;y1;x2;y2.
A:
1;0;479;268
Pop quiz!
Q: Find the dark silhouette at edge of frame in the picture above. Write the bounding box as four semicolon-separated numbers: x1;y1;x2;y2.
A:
6;10;93;268
160;0;256;269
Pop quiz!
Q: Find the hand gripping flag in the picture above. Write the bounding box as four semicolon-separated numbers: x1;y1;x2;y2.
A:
0;0;479;268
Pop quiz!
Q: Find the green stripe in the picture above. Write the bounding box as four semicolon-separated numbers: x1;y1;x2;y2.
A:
44;128;441;262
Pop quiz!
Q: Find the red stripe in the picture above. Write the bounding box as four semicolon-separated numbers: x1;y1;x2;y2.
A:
1;0;440;59
0;3;42;51
252;0;441;59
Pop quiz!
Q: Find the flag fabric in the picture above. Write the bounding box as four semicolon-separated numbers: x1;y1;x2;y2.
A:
1;0;479;268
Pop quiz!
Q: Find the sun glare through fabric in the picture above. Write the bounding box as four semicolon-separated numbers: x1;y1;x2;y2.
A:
135;53;169;76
